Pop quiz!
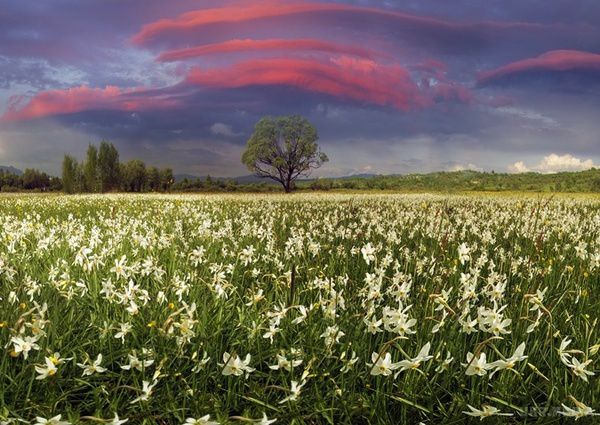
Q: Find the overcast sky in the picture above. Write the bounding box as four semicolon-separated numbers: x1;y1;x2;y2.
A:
1;0;599;177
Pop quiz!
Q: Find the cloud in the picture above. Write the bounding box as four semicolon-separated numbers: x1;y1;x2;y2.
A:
507;161;530;173
447;162;483;172
186;56;471;111
478;50;600;86
492;106;558;128
157;38;378;61
1;85;180;122
210;122;242;137
508;153;596;173
132;1;546;52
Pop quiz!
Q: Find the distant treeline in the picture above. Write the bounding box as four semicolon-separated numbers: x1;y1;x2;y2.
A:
62;141;174;193
172;176;280;192
301;169;600;193
0;168;62;192
2;156;600;194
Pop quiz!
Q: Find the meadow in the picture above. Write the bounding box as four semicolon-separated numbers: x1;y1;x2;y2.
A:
0;193;598;424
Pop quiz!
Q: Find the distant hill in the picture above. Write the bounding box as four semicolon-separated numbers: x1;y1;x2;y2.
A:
0;165;22;175
176;169;600;193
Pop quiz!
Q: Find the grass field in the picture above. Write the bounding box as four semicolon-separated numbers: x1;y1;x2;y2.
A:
0;193;598;424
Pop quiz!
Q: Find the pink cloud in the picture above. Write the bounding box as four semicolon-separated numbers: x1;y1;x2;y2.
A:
133;1;543;46
1;86;179;122
157;38;378;61
186;56;470;111
478;50;600;85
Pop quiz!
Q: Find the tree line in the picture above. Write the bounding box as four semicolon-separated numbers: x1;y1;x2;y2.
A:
0;168;61;192
62;141;174;193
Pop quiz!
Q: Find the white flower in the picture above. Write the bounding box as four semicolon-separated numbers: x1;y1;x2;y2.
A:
463;404;512;420
269;354;302;371
77;354;107;376
279;380;306;404
255;413;277;425
35;357;58;380
183;415;219;425
457;243;470;265
10;335;40;360
488;342;527;377
368;352;399;376
558;397;598;420
463;352;490;376
558;337;584;366
568;357;595;382
109;414;128;425
395;342;434;373
130;380;157;404
114;322;133;344
121;353;154;371
220;352;255;377
361;243;376;265
34;415;71;425
320;325;344;347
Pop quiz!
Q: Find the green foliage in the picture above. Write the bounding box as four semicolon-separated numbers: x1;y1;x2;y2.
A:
242;115;328;192
98;140;120;192
297;169;600;193
61;155;78;194
0;194;598;423
83;144;99;192
120;159;147;192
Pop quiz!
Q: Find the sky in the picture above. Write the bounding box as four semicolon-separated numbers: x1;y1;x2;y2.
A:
1;0;599;177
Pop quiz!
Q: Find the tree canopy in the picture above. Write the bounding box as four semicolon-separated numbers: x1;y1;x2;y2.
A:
242;115;328;192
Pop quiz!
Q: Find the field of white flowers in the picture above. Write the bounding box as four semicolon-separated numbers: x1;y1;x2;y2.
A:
0;193;598;424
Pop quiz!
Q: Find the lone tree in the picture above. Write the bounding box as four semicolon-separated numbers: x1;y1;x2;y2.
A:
242;115;328;192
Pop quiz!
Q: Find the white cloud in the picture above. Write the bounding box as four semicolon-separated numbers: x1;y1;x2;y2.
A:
508;153;596;174
508;161;530;173
448;163;483;172
493;107;558;128
210;123;242;138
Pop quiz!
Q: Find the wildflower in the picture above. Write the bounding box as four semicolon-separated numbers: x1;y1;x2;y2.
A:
340;351;359;373
463;404;512;420
558;337;583;366
558;397;598;420
463;352;490;376
395;342;434;373
269;354;302;372
457;243;470;265
320;325;345;347
363;316;383;334
77;354;107;376
568;357;595;382
279;380;306;404
114;322;133;344
489;342;527;377
435;351;454;373
220;352;255;377
121;353;154;371
256;413;277;424
130;380;157;404
109;414;128;425
183;415;219;425
35;357;58;380
10;335;40;360
361;243;376;265
368;352;399;376
110;255;128;279
34;416;71;425
291;305;308;325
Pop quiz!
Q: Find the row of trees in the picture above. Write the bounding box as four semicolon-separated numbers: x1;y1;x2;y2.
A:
0;169;61;192
62;141;174;193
